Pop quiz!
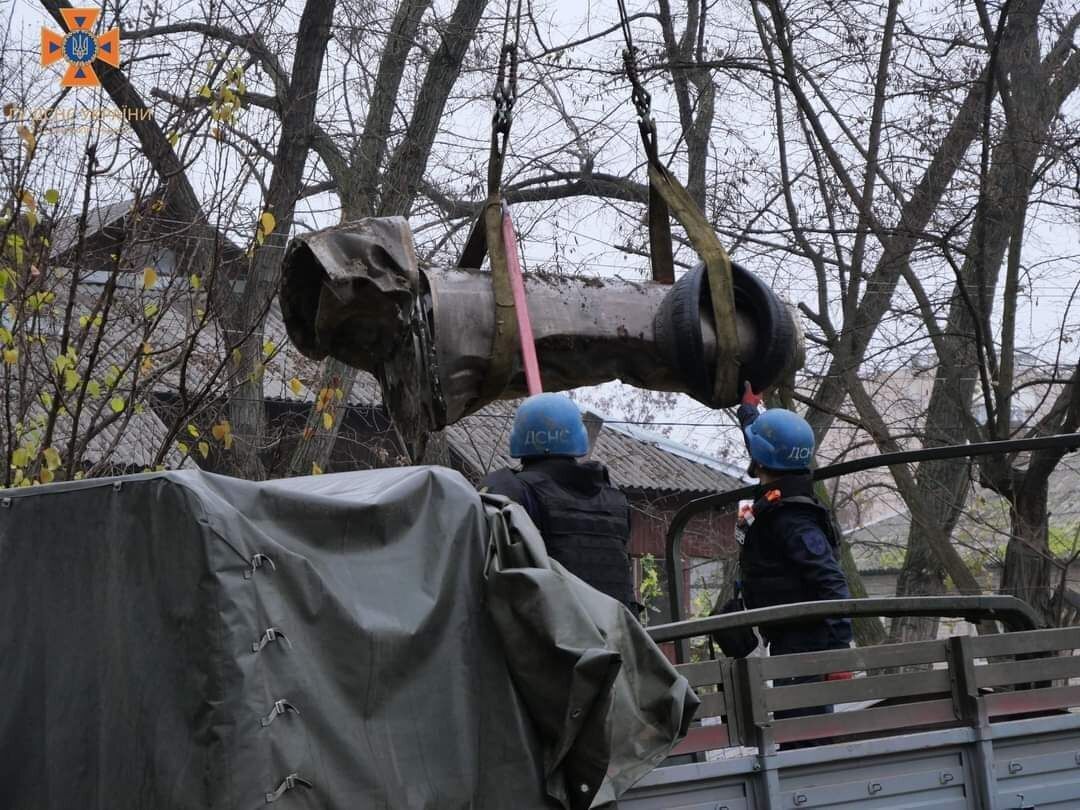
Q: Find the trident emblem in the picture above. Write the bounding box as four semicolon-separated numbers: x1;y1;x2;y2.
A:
41;8;120;88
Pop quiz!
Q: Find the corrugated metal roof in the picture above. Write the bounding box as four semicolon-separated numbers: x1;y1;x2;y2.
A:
49;200;132;260
446;400;742;495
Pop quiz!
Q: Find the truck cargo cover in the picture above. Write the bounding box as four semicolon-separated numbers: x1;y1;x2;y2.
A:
0;466;695;809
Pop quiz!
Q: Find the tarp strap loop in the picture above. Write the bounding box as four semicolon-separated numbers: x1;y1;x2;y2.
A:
244;553;276;580
251;627;292;653
264;773;312;804
260;699;300;727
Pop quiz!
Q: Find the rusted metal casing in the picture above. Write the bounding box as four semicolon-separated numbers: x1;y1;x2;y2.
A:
280;217;801;438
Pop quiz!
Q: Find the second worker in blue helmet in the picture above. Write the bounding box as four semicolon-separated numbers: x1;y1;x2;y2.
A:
735;384;853;722
479;393;638;615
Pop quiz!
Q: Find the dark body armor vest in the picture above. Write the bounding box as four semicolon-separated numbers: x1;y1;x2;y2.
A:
514;461;635;610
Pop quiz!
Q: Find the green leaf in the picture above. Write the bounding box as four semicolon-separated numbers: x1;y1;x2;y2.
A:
109;396;125;414
86;380;101;398
42;447;60;471
44;189;59;205
11;447;28;468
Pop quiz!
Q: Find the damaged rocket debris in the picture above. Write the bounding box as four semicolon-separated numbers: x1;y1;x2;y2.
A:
280;216;803;445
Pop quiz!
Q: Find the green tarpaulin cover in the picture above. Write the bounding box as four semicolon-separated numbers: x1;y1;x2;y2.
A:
0;466;695;809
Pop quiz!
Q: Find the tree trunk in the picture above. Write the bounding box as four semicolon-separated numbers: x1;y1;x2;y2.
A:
1003;477;1053;622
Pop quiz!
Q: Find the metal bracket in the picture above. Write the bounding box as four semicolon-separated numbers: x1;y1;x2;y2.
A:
265;773;312;804
252;627;291;653
244;553;276;580
260;699;300;727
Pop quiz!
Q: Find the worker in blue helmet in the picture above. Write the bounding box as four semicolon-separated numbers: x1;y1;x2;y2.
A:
724;383;853;737
479;393;638;614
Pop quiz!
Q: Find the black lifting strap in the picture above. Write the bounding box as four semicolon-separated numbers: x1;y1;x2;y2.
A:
616;0;741;403
456;0;522;402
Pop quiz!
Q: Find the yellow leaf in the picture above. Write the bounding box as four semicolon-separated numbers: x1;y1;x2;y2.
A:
311;461;323;476
187;424;200;438
2;348;17;364
262;339;275;358
144;301;159;319
198;441;210;459
322;411;333;430
44;189;59;205
167;131;180;147
20;190;35;211
63;368;79;391
198;85;212;99
142;267;157;289
259;211;276;236
334;387;344;402
289;377;303;395
176;441;189;455
39;468;54;484
42;447;60;470
189;274;202;290
11;447;28;468
86;380;100;397
17;125;34;151
109;396;125;413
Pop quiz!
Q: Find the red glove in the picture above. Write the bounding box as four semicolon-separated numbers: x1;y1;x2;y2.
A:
741;381;763;408
824;671;853;681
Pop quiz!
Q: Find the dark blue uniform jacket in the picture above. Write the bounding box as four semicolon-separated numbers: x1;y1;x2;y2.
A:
738;404;852;654
740;499;853;654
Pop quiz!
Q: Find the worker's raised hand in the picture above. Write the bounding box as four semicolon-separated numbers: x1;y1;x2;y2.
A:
741;381;763;409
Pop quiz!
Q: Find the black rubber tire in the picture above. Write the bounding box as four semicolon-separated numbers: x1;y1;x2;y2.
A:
652;262;797;405
731;262;796;393
653;263;711;401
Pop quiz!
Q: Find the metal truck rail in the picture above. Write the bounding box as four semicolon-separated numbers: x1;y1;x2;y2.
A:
630;599;1080;810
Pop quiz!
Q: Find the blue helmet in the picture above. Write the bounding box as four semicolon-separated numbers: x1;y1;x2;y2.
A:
744;409;815;471
509;393;589;459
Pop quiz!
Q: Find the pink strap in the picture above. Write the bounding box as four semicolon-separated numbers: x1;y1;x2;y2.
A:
500;203;543;395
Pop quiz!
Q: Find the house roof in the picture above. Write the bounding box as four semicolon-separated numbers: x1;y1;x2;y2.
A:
445;399;743;495
49;200;132;260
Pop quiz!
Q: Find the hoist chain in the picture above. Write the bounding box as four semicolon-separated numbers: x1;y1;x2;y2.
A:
616;0;659;162
488;0;522;195
492;42;519;138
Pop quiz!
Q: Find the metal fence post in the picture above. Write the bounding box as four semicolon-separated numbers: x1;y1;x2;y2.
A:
736;655;780;810
949;635;998;810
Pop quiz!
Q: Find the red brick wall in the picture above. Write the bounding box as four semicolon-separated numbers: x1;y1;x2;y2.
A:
627;491;736;560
